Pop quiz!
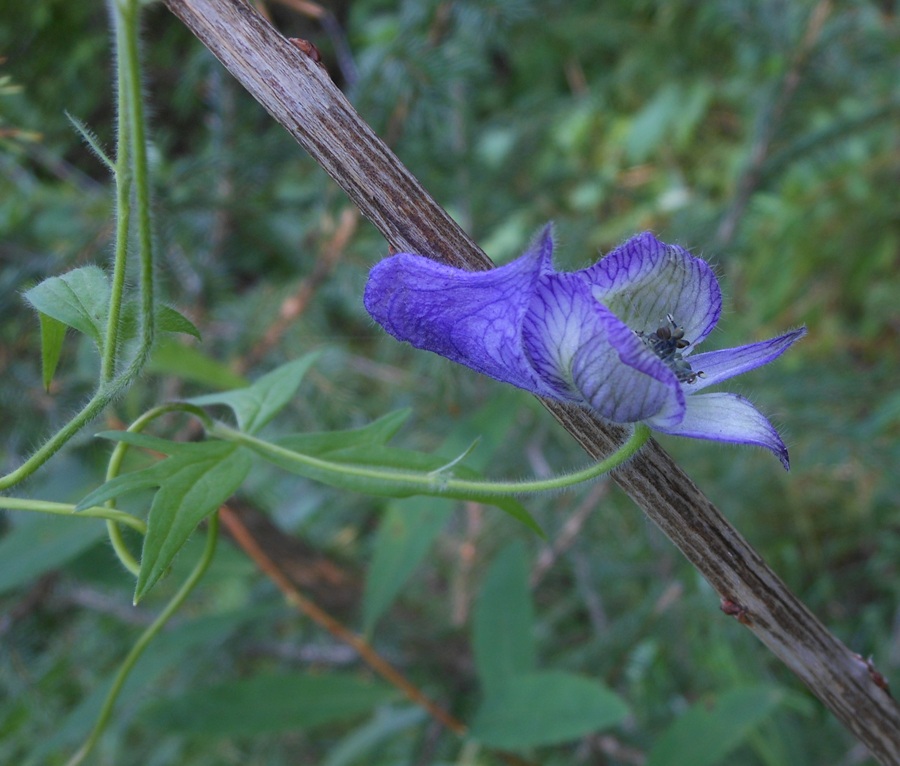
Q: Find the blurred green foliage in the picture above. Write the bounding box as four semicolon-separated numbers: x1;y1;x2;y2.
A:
1;0;898;764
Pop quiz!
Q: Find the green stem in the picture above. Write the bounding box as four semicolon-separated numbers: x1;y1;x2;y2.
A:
0;392;120;490
102;403;212;575
0;497;145;533
107;520;141;576
0;0;155;491
64;513;219;766
100;0;134;383
120;0;156;380
211;421;651;497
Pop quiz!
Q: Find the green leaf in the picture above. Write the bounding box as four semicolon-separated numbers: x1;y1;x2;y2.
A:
148;338;249;390
189;353;320;433
646;686;786;766
38;312;67;390
144;673;396;736
23;265;110;349
76;436;251;601
136;443;251;600
157;304;201;339
362;499;453;635
472;541;536;696
469;671;629;749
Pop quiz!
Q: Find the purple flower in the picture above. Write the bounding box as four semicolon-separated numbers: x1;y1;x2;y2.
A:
365;226;806;469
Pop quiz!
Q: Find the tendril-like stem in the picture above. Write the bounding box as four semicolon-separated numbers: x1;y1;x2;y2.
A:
101;403;214;573
210;421;651;497
64;513;219;766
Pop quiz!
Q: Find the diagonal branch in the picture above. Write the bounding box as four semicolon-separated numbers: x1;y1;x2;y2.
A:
163;0;900;760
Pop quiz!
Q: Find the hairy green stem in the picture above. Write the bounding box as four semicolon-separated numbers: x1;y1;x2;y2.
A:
64;513;219;766
100;0;134;383
0;393;120;490
121;0;156;378
211;421;651;496
0;497;145;533
0;0;155;491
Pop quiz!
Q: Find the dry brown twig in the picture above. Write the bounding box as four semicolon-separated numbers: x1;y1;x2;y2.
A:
163;0;900;760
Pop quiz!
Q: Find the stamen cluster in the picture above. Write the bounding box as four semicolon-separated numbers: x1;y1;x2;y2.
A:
638;314;703;384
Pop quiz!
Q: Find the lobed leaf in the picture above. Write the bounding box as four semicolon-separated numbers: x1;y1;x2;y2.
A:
135;443;251;601
76;436;251;601
188;353;320;433
276;408;412;456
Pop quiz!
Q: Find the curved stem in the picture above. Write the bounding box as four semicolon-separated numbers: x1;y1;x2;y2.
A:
107;520;141;576
102;403;214;573
211;421;650;497
64;513;219;766
0;390;122;491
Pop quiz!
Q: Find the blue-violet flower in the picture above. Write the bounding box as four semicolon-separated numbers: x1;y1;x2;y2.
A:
365;226;806;469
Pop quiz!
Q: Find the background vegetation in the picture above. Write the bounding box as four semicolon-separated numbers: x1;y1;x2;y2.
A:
1;0;898;764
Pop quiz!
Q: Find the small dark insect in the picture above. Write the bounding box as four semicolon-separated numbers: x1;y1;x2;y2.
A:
637;314;704;384
288;37;322;65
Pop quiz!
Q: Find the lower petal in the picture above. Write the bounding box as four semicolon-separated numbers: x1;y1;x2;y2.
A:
646;392;791;469
687;328;807;391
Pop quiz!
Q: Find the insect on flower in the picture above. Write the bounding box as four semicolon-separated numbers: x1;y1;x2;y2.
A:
637;314;705;384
